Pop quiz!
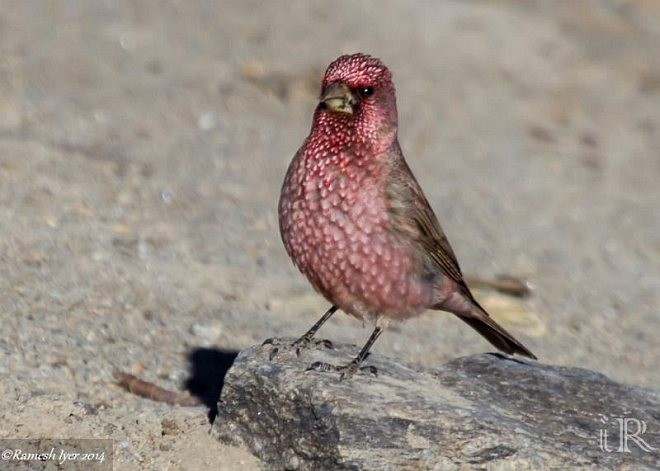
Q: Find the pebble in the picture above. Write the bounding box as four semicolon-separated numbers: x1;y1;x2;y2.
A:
197;111;217;131
189;321;224;342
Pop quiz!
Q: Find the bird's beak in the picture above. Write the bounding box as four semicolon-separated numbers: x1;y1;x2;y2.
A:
320;82;356;114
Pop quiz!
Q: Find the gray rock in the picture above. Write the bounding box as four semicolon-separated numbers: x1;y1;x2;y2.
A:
213;341;659;470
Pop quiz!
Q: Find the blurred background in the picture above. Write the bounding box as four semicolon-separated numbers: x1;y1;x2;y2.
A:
1;0;658;468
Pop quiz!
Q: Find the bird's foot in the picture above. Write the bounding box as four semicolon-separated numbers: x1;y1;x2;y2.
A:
305;360;378;381
261;337;280;346
261;337;283;361
292;335;333;357
262;336;333;361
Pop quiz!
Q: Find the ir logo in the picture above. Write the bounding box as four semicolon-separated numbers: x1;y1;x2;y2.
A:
598;415;657;453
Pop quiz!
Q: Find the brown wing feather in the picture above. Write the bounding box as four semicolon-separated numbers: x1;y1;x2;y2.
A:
384;150;537;359
384;152;466;287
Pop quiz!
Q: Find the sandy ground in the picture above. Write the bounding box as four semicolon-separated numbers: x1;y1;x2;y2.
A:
1;1;658;469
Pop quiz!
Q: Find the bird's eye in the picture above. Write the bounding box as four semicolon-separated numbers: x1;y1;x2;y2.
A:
359;87;374;97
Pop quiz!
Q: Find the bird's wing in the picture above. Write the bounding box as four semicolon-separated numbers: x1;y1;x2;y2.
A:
384;149;537;359
384;152;466;286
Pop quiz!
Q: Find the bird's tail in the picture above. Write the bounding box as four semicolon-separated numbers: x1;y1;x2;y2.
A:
453;302;537;359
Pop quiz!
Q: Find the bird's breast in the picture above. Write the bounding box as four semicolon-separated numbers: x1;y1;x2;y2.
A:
279;150;433;318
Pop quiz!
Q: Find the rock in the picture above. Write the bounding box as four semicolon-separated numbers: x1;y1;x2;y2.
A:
213;341;659;470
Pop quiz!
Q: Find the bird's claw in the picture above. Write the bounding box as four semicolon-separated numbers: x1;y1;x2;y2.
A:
291;337;333;357
262;337;279;346
360;365;378;376
262;338;283;360
305;361;377;380
268;347;279;361
264;336;333;361
305;361;337;373
314;339;334;350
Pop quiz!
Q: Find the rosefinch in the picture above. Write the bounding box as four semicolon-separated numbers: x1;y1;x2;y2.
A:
274;53;536;378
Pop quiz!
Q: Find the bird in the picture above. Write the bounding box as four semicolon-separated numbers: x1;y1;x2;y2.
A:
273;53;536;379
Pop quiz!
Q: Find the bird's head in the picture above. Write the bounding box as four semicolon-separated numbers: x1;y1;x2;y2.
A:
312;54;398;150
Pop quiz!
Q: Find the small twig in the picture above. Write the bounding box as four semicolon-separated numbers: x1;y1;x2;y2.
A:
465;275;533;298
115;372;202;407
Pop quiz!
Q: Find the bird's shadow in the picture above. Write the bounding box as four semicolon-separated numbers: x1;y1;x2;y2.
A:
184;347;239;423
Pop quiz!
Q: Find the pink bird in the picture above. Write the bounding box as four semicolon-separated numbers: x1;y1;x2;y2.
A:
273;53;536;379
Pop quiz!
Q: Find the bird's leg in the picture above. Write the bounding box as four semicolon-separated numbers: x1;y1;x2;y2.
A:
291;305;338;354
264;305;337;359
306;325;384;380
